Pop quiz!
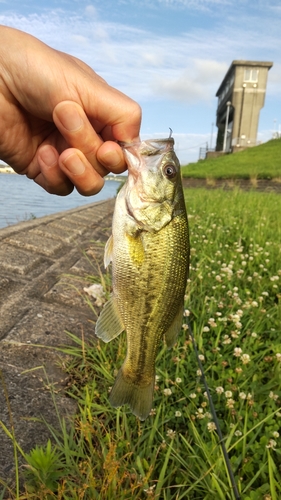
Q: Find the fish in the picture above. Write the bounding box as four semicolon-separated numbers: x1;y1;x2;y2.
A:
95;137;189;420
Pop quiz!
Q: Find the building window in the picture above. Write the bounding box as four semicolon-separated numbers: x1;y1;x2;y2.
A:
244;69;259;82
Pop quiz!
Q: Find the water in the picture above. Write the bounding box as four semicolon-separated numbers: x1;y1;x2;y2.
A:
0;173;121;229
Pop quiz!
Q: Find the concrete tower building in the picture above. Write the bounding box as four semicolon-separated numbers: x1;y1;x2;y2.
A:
215;60;273;153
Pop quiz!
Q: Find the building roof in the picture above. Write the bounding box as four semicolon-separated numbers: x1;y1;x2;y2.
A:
216;60;273;96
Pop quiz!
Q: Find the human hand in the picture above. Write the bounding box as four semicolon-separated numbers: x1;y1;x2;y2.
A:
0;25;141;195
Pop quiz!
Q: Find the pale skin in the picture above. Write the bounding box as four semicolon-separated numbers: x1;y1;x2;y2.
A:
0;25;141;196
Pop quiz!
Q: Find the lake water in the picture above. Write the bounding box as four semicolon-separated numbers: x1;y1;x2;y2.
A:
0;173;121;229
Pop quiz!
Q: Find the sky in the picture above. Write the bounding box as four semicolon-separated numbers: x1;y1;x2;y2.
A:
0;0;280;164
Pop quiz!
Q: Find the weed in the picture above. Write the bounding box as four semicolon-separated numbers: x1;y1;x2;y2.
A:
1;187;280;499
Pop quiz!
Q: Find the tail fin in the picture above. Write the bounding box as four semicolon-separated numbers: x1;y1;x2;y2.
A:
109;368;154;421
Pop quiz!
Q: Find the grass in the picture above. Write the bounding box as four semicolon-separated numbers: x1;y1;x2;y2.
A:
1;187;281;499
181;138;281;180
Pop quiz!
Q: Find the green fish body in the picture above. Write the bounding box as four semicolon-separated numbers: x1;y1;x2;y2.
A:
95;138;189;420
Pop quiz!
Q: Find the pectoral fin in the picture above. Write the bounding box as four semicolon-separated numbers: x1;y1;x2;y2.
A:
164;303;184;348
95;296;124;343
104;234;114;268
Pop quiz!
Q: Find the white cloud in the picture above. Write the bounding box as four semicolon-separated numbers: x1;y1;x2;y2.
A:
151;60;228;103
0;8;279;104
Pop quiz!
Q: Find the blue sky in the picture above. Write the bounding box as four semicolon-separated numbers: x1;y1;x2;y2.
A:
0;0;280;164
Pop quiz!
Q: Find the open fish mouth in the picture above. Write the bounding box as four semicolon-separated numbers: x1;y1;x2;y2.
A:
119;137;175;156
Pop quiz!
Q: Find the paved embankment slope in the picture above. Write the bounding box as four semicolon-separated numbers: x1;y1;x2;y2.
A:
0;198;115;488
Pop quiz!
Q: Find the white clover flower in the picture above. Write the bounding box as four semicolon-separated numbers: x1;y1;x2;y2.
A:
197;369;202;376
184;309;190;317
166;429;176;439
216;386;224;395
207;422;216;432
241;354;251;364
235;430;242;437
175;377;182;384
272;431;280;438
202;326;210;332
247;393;253;400
208;318;217;327
155;375;161;382
175;411;182;417
239;392;247;400
276;353;281;362
269;391;279;401
251;332;258;338
225;391;233;398
235;321;242;329
198;354;205;361
262;291;269;296
226;398;235;408
163;388;172;396
189;393;197;399
266;439;277;450
195;408;205;419
233;347;243;357
252;301;259;307
223;336;232;345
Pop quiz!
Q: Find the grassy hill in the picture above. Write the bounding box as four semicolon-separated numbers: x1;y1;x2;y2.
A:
181;138;281;179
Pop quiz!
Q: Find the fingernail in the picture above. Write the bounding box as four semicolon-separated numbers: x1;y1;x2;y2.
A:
100;150;121;168
59;106;83;132
63;154;85;175
40;147;57;167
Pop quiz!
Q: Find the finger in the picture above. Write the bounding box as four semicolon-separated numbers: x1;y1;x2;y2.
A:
36;145;74;195
97;141;127;174
53;101;108;176
58;148;105;196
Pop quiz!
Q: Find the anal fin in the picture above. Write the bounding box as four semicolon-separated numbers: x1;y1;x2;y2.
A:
95;296;124;343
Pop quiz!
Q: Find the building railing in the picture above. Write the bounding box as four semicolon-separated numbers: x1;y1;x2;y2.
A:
198;145;215;160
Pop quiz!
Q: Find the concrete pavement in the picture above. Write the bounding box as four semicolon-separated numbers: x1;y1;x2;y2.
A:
0;198;115;490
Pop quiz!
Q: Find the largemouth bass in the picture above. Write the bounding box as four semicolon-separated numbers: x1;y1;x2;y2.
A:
95;137;189;420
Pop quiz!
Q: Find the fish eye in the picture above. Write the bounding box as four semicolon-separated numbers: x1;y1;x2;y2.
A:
163;164;177;179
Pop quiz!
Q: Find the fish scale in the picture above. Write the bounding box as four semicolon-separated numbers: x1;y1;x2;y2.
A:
95;138;189;420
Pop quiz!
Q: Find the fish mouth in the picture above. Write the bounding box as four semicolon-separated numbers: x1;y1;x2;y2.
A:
119;137;175;155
